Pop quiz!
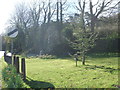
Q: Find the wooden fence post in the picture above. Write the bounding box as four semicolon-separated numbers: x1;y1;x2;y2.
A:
13;55;16;67
76;59;77;67
13;55;19;73
16;57;19;73
21;58;26;80
74;54;78;67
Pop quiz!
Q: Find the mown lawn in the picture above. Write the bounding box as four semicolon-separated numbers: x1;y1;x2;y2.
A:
23;54;119;88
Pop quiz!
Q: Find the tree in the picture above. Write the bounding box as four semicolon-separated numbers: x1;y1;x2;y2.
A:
8;0;57;54
71;28;98;65
65;23;98;65
56;0;67;42
64;0;119;65
8;3;31;53
66;11;98;65
76;0;119;32
96;13;118;38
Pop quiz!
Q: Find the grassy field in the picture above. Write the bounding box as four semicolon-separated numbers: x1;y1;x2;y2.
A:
1;53;119;88
24;54;119;88
0;57;2;89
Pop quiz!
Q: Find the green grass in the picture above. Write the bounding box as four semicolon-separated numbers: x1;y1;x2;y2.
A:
24;55;119;88
1;54;119;88
0;57;2;89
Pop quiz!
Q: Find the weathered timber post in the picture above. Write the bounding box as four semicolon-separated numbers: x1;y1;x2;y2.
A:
82;53;85;65
76;59;77;67
13;55;19;73
21;58;26;80
74;54;78;67
13;55;17;67
16;57;19;73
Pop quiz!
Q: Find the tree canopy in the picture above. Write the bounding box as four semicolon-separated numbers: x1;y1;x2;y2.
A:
3;0;119;57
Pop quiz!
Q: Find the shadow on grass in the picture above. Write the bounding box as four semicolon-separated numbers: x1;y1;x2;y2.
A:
24;76;55;89
81;65;119;74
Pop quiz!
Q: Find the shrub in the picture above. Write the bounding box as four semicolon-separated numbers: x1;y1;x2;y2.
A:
2;65;24;88
38;54;57;59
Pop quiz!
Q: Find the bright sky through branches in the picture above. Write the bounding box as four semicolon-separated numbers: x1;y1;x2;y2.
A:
0;0;118;35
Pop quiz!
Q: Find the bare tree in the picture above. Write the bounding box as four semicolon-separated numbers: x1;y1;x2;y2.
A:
8;2;31;53
76;0;86;31
29;1;43;30
57;0;59;22
42;0;55;24
56;0;68;42
10;2;30;32
76;0;119;32
56;0;67;23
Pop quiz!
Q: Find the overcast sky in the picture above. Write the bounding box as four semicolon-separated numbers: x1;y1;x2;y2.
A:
0;0;118;35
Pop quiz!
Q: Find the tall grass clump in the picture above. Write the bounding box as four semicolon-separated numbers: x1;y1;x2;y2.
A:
2;65;24;88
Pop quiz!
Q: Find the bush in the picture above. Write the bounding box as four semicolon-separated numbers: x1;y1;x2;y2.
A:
2;65;24;88
89;38;119;53
38;54;57;59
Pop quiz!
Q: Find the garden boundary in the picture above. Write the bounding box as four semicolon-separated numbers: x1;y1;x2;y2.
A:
4;52;26;80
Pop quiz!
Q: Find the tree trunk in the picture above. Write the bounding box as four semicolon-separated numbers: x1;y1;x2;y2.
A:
76;60;77;67
60;1;62;24
48;0;51;23
82;53;85;65
57;1;59;22
90;1;95;32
